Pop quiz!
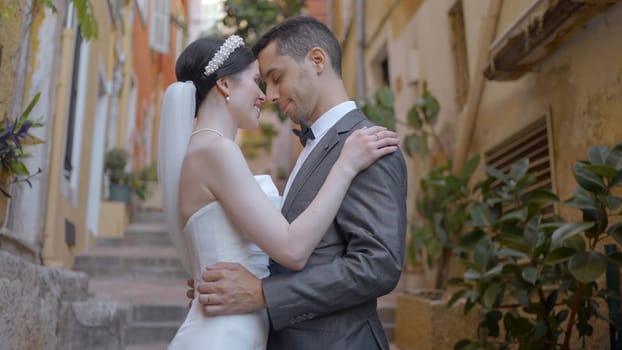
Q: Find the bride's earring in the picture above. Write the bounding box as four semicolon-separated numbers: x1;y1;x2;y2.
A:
225;95;230;103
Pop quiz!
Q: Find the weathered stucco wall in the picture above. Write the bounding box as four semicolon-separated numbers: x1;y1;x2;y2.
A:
0;0;25;116
473;3;622;217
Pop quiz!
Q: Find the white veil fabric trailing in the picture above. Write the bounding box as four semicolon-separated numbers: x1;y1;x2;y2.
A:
157;81;195;275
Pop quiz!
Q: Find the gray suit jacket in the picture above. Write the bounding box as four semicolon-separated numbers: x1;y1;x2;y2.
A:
263;110;407;350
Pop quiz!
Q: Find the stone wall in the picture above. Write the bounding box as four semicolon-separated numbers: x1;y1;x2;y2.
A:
0;251;129;349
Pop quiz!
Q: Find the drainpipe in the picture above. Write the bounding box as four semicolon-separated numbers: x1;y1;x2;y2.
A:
356;0;366;105
452;0;504;173
327;0;333;30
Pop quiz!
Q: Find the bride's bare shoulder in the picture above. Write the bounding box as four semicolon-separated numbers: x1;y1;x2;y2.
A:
184;137;246;172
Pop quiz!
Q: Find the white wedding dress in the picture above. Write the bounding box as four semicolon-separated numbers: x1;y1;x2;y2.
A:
167;175;280;350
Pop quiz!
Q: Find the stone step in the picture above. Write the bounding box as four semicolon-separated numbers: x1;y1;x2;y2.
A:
97;224;172;248
126;342;168;350
126;321;180;345
378;305;395;342
74;247;188;279
378;294;396;342
132;304;188;323
131;211;166;223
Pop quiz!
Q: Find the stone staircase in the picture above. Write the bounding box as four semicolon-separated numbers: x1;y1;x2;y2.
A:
74;211;398;349
74;212;188;349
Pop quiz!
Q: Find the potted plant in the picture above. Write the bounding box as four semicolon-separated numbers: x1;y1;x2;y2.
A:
104;148;131;203
450;141;622;349
0;93;44;226
393;86;484;349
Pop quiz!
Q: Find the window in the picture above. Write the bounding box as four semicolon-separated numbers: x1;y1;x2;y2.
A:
381;58;390;87
63;28;83;179
136;0;147;23
149;0;171;53
448;0;469;110
61;4;90;207
485;117;556;215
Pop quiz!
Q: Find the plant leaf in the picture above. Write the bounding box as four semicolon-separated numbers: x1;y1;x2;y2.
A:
526;189;559;203
584;164;619;179
456;229;486;250
447;289;467;308
407;105;422;129
564;187;597;210
568;252;607;283
588;145;610;166
573;162;606;193
483;282;500;308
551;222;594;245
497;247;529;259
522;267;538;285
545;247;576;265
485;165;509;184
606;141;622;169
509;158;529;181
18;93;40;122
461;154;480;182
470;203;496;227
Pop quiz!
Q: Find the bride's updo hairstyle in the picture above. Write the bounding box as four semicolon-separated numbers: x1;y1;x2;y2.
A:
175;37;255;116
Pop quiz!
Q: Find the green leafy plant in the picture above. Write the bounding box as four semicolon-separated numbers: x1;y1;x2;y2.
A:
411;155;480;290
0;93;44;197
360;86;396;131
450;141;622;350
402;86;443;158
240;122;278;159
400;86;474;291
131;163;158;200
40;0;98;40
222;0;305;44
104;148;128;184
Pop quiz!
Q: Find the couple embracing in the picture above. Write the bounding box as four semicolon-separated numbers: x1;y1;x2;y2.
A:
158;16;407;350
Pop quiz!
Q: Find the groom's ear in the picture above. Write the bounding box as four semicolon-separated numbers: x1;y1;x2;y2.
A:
215;77;230;98
308;47;326;75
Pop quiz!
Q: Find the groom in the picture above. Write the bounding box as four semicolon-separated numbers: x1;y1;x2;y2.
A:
195;16;407;349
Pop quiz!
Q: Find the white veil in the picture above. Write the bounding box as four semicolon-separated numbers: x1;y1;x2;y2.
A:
157;81;195;275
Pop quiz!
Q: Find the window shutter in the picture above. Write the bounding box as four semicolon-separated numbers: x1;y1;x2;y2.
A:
149;0;170;53
485;117;556;216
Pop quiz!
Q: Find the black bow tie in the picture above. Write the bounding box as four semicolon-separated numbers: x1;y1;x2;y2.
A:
292;122;315;146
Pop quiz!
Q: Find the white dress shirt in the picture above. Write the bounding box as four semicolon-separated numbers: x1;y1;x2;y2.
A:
280;101;357;207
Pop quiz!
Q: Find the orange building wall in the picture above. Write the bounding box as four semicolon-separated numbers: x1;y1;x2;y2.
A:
131;0;186;170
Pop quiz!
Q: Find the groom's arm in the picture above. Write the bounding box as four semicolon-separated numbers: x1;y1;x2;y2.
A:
262;150;407;330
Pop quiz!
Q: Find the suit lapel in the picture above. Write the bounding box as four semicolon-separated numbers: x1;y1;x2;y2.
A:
281;110;366;215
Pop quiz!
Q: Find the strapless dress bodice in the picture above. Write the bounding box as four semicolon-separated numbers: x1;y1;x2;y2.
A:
168;175;281;350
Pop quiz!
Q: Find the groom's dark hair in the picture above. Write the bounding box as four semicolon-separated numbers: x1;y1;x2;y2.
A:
253;16;343;78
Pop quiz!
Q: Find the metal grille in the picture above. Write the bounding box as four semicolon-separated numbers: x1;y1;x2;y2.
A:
485;117;556;215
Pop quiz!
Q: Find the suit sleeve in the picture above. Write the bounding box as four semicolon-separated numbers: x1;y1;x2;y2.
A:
262;150;408;330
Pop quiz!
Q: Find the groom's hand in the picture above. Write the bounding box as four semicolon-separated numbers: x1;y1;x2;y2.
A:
197;262;266;315
186;278;195;308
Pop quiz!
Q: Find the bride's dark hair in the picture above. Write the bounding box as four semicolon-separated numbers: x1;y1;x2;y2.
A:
175;37;255;116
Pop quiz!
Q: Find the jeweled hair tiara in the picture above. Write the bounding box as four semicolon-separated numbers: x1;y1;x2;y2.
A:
203;35;245;76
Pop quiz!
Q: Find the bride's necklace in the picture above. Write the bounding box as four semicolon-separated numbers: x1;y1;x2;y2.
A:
191;128;224;137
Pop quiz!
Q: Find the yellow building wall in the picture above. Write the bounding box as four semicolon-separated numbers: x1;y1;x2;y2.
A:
331;1;622;323
43;1;133;268
472;4;622;217
0;0;26;226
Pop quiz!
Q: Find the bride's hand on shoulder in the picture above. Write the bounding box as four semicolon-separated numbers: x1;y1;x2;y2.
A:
338;126;399;175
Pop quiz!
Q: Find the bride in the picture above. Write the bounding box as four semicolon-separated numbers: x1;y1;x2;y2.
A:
158;35;399;349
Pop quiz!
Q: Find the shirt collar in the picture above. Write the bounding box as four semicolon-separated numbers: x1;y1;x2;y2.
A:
309;101;357;140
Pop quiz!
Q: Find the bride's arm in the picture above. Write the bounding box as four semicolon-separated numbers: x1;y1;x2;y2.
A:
191;126;398;271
